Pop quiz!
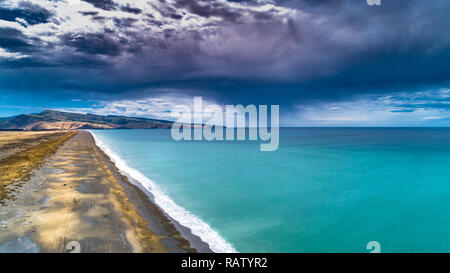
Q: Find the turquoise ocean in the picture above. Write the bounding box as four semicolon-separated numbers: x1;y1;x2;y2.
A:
90;128;450;253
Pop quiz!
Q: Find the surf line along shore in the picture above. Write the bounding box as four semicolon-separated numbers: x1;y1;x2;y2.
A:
0;130;205;253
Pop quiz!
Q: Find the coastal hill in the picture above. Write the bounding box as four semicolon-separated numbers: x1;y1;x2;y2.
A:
0;110;174;130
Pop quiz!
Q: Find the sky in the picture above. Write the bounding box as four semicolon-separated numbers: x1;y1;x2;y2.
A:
0;0;450;126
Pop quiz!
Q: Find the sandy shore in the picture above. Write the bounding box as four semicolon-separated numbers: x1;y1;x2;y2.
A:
0;130;204;253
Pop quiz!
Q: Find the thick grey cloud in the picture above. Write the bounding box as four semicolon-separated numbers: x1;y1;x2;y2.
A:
0;5;51;25
62;32;122;56
174;0;244;23
0;0;449;106
120;5;142;14
0;27;33;52
82;0;117;11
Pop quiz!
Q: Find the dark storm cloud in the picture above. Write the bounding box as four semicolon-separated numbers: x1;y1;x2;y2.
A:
0;27;33;52
0;6;51;25
174;0;243;23
82;0;117;11
120;5;142;15
62;33;122;56
113;17;139;28
0;0;449;107
80;11;99;16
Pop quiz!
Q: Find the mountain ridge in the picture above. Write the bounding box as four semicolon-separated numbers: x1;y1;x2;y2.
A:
0;110;175;131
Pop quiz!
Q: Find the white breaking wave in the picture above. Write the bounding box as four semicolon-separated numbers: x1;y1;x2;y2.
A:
89;131;237;253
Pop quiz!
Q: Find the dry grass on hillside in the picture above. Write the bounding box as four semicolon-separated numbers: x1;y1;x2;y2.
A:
0;131;77;204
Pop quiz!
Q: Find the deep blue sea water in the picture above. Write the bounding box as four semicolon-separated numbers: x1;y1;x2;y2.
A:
91;128;450;253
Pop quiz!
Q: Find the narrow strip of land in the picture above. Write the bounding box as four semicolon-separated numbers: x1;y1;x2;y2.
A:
0;131;196;253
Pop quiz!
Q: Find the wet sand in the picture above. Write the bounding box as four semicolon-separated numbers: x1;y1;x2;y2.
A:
0;131;200;253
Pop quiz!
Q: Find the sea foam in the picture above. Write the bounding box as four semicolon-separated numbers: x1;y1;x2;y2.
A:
90;131;237;253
